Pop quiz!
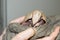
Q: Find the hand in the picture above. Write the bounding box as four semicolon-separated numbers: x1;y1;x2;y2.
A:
10;16;60;40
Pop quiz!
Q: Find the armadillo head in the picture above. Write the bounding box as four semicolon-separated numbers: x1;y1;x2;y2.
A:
22;10;46;27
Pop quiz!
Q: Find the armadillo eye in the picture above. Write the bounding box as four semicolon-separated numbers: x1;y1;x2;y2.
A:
20;18;32;26
25;18;32;22
40;19;46;25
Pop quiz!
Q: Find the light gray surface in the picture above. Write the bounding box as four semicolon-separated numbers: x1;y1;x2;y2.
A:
1;0;7;28
7;0;60;23
0;0;7;35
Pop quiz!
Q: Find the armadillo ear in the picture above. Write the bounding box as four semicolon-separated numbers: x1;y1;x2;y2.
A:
32;10;42;25
41;13;46;23
20;13;32;26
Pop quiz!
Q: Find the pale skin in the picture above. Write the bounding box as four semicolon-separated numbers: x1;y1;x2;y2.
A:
10;16;60;40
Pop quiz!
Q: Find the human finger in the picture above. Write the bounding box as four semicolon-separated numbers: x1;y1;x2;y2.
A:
49;26;60;39
10;16;25;23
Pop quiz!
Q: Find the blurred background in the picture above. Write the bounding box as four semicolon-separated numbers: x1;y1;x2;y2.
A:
7;0;60;24
0;0;60;34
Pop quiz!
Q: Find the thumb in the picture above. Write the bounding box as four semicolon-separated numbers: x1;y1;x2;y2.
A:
49;26;60;39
